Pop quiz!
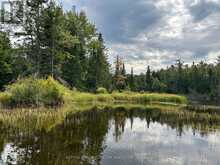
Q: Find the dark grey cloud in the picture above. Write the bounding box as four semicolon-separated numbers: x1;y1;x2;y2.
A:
58;0;220;73
189;0;220;21
75;0;162;43
1;0;220;73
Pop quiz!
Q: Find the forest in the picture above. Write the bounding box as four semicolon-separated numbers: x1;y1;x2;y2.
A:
0;1;220;102
0;1;220;164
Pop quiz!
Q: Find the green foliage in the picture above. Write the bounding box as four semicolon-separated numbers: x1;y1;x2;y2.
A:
1;103;220;135
114;56;127;91
96;87;108;94
126;59;220;101
2;0;220;102
0;93;11;106
155;60;220;98
128;68;135;91
0;77;69;107
111;92;187;104
71;91;187;105
87;34;111;90
145;66;152;91
151;78;167;92
3;1;111;91
0;32;13;89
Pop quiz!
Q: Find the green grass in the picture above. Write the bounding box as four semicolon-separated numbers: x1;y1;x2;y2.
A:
2;77;220;135
0;103;219;134
71;91;188;105
0;77;72;108
0;77;187;108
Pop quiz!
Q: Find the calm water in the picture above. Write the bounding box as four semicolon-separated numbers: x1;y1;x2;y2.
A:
0;108;220;165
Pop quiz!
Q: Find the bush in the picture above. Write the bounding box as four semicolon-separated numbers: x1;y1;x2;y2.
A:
0;92;11;107
0;77;68;107
152;78;167;92
96;87;108;94
39;77;64;106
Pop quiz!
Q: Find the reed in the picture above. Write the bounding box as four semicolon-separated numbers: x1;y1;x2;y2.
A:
0;77;188;108
0;103;219;134
70;92;188;105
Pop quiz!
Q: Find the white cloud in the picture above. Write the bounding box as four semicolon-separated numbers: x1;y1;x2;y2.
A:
206;51;220;63
2;0;220;74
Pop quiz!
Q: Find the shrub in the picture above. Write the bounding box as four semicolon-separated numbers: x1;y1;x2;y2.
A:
96;87;108;94
0;77;68;107
152;78;167;92
39;77;65;106
0;92;11;107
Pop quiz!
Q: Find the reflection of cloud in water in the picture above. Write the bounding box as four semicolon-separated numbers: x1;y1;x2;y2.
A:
207;133;220;145
103;118;220;165
0;143;18;165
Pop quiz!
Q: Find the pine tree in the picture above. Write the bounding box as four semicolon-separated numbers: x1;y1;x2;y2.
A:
129;67;135;91
115;56;121;76
145;66;152;91
176;59;184;93
122;63;126;76
39;1;65;77
86;33;111;90
114;56;126;91
0;32;13;89
61;11;96;89
22;0;48;76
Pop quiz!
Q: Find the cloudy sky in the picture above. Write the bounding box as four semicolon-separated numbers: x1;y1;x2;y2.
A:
2;0;220;73
62;0;220;73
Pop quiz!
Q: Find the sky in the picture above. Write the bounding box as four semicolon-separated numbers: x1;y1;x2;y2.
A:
2;0;220;73
69;0;220;73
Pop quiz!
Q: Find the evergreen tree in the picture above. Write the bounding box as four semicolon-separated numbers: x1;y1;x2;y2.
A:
86;33;111;90
114;56;126;91
122;63;126;76
2;1;220;99
39;1;65;77
145;66;152;91
151;78;167;92
22;0;48;76
61;11;96;89
115;56;120;76
176;59;183;93
129;67;135;91
0;32;13;89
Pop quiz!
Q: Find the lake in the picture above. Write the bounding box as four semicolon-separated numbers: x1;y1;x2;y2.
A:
0;106;220;165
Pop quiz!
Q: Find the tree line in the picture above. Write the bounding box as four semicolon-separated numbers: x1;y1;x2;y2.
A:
116;58;220;101
1;0;220;101
0;1;111;91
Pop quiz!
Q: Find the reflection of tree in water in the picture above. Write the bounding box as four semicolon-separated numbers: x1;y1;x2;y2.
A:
142;108;220;137
113;109;126;142
112;107;220;138
0;106;219;164
0;110;111;165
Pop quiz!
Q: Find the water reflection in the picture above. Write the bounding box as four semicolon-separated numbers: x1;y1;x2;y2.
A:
0;108;220;165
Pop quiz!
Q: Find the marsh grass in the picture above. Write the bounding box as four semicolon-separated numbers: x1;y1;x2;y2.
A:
0;77;190;133
71;92;188;105
0;104;92;132
0;103;219;134
0;77;72;108
0;77;188;108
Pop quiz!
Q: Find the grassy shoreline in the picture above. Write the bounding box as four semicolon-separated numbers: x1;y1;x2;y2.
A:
0;77;188;109
0;77;205;133
0;78;219;140
0;103;219;134
70;92;188;105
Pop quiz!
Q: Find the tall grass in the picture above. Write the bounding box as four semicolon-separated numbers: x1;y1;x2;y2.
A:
0;77;71;108
0;77;188;108
71;91;188;105
0;103;219;134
